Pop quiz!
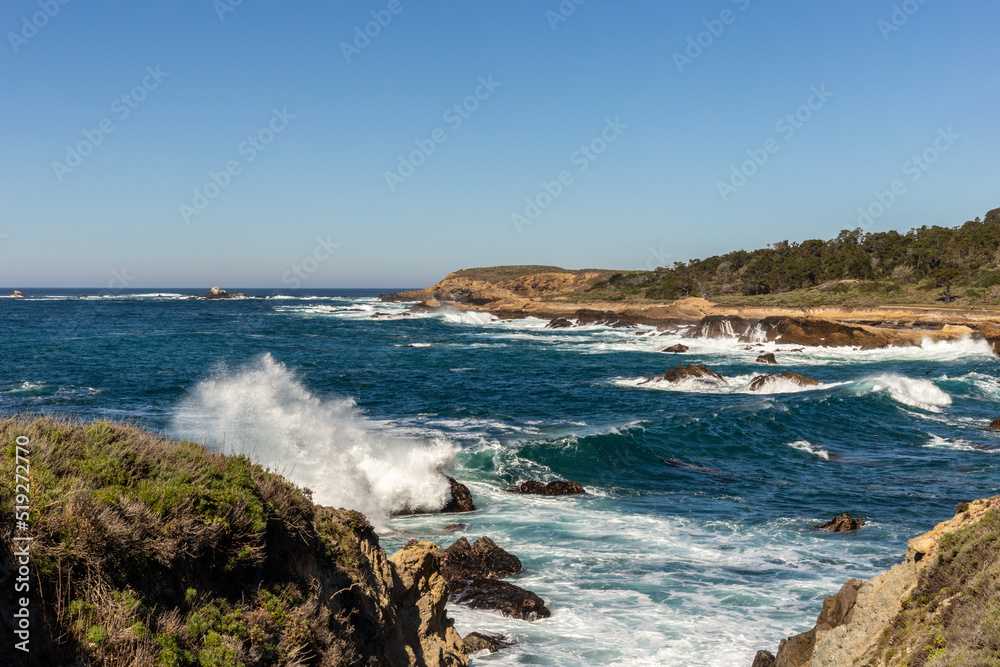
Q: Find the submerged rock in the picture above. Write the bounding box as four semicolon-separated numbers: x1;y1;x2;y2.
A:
640;364;726;386
444;523;467;532
441;537;523;581
515;480;585;496
816;513;865;532
662;344;689;353
448;578;551;621
462;632;514;655
746;372;820;392
989;419;1000;431
546;317;574;329
756;353;777;364
442;477;476;513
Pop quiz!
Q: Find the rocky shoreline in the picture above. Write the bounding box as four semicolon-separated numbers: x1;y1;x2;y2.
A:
382;270;1000;356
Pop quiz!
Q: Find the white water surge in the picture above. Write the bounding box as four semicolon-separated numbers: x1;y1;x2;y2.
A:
169;354;458;529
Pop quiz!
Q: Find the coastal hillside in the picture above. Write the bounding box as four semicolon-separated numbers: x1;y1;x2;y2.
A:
390;208;1000;309
0;416;466;667
757;495;1000;667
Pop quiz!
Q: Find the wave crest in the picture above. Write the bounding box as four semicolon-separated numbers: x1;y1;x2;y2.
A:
169;354;457;529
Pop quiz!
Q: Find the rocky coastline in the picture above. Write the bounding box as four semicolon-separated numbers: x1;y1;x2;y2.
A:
382;269;1000;356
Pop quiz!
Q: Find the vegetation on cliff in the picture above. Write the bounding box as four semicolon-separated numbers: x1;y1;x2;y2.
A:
591;208;1000;305
0;416;465;667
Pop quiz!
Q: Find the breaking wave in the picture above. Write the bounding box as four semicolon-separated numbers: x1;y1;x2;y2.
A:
169;354;458;529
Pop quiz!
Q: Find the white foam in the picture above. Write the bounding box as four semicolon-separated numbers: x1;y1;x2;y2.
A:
439;308;498;325
614;374;841;396
787;440;831;460
861;374;952;412
169;354;458;530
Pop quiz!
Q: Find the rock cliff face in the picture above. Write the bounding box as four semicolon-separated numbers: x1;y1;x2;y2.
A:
762;496;1000;667
0;416;466;667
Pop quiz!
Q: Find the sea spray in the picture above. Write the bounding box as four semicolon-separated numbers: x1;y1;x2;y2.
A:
169;354;458;529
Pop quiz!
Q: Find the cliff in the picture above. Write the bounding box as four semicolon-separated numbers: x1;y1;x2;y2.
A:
0;416;466;667
759;496;1000;667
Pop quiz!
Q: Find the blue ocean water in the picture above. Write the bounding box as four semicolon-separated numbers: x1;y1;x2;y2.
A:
2;289;998;666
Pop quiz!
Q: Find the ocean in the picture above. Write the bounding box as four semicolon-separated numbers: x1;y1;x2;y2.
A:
2;289;998;666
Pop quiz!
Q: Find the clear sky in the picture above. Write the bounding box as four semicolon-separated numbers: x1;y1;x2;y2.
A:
1;1;997;288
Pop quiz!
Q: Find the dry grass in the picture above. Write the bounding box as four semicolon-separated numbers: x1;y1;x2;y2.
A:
0;415;383;667
874;506;1000;667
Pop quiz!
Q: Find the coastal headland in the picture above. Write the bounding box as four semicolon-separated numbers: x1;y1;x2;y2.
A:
382;266;1000;355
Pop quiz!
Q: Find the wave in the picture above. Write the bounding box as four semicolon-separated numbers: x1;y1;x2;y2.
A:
613;374;842;396
787;440;831;460
168;354;458;529
859;374;952;412
438;308;498;325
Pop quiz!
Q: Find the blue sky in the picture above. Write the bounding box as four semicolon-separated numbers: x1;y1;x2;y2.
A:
1;0;997;288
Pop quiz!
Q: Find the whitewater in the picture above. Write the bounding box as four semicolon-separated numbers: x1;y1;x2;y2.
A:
2;288;998;666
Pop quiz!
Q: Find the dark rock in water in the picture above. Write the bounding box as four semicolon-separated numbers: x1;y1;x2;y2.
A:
448;578;551;621
640;364;726;386
463;632;514;655
77;294;88;299
441;536;522;581
546;317;574;329
444;523;467;532
516;480;585;496
442;477;476;513
989;419;1000;431
10;290;24;297
756;353;777;364
660;458;729;477
751;650;776;667
662;344;689;353
198;286;247;299
817;513;865;532
747;372;820;392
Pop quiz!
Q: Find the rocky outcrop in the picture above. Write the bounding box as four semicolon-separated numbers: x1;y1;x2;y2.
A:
640;364;727;387
752;650;776;667
980;321;1000;357
515;480;586;496
990;419;1000;431
663;344;689;353
9;290;23;297
816;514;865;532
747;372;820;392
386;542;468;667
197;286;247;299
442;477;476;513
448;579;551;621
0;416;469;667
546;317;574;329
462;632;513;655
760;496;1000;667
757;353;778;364
441;537;523;581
